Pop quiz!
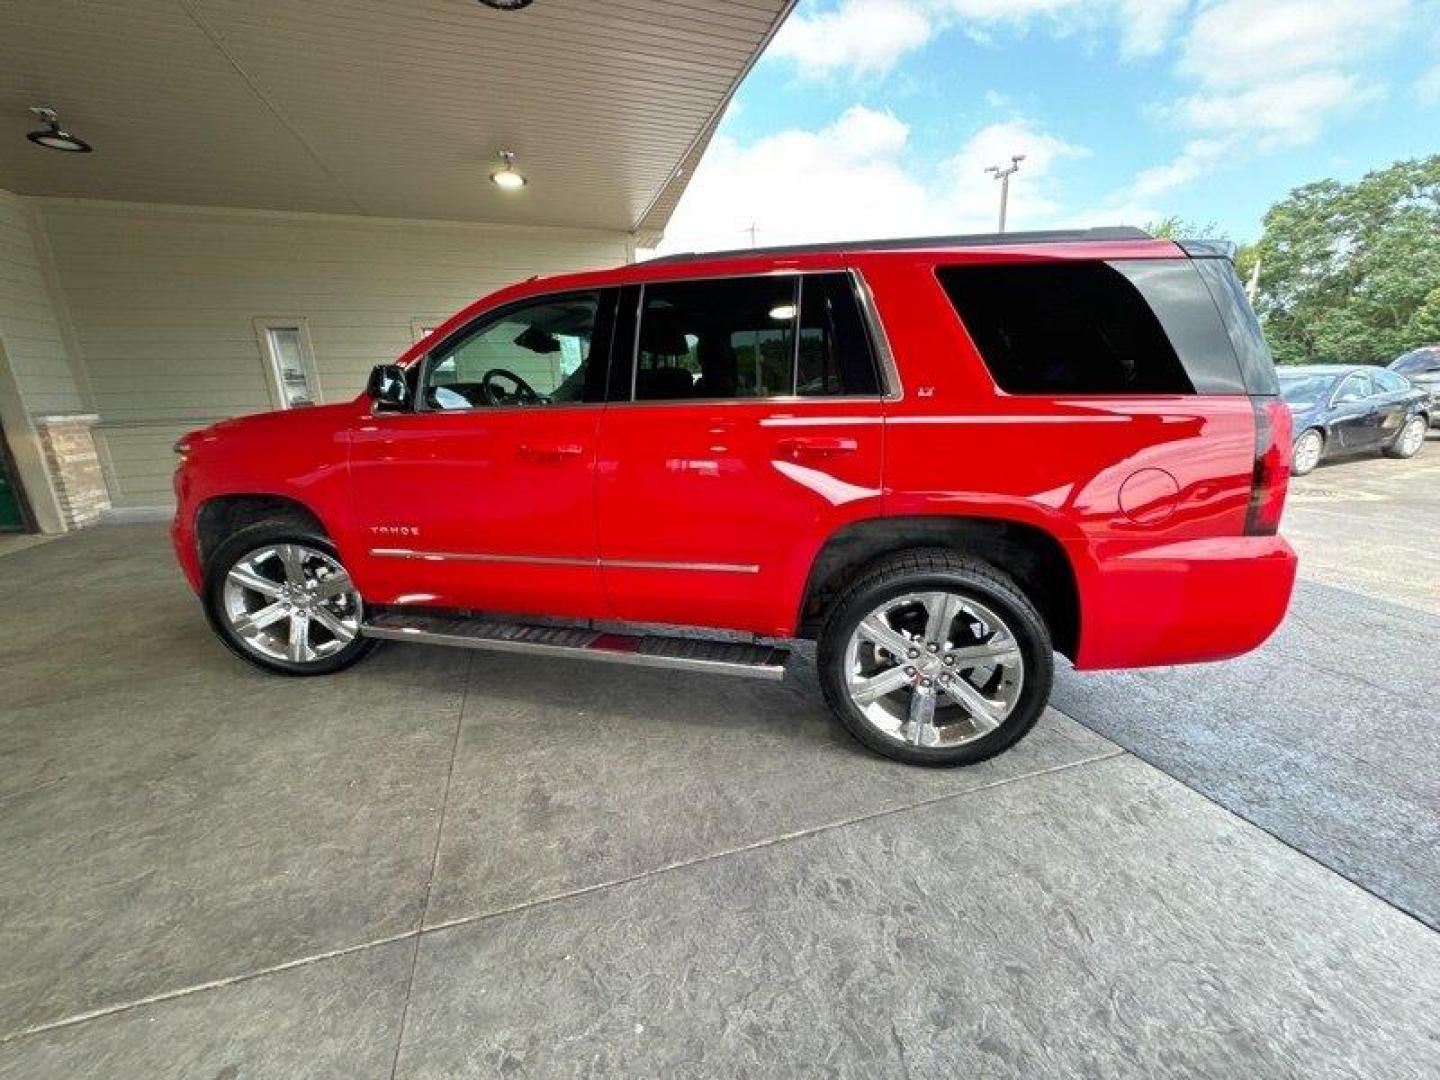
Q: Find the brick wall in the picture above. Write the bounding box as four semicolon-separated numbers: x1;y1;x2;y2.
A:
34;415;109;530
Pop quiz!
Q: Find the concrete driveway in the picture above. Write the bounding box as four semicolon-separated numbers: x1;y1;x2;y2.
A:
1;442;1438;1077
1055;430;1440;930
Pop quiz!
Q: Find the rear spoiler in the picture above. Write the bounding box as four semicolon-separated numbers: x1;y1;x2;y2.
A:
1178;239;1237;261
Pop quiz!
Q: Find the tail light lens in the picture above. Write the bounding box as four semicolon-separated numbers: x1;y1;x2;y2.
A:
1245;397;1291;536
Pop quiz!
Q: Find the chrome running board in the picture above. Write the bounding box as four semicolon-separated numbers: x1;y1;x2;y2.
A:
360;612;789;681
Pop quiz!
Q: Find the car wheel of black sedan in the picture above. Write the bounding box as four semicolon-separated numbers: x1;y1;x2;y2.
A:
1384;415;1427;459
1292;428;1324;476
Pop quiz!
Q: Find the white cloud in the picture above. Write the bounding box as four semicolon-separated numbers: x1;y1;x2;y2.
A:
1172;72;1381;148
935;0;1077;21
769;0;934;78
1114;0;1191;59
752;0;1415;230
940;0;1190;58
1127;138;1227;199
1116;0;1406;206
656;108;1086;253
770;0;1408;83
1418;63;1440;105
768;0;1194;80
1178;0;1408;87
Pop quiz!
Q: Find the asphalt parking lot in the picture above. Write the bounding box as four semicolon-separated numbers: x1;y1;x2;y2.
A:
1;436;1438;1077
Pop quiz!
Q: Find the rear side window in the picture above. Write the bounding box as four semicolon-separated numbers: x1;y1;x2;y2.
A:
937;260;1248;395
1372;369;1407;393
627;272;879;401
635;276;794;400
797;274;880;396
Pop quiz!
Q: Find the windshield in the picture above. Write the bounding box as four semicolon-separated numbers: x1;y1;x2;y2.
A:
1278;373;1338;405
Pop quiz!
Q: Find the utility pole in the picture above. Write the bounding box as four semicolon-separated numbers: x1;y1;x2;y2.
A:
747;220;758;248
984;155;1025;233
1245;257;1262;303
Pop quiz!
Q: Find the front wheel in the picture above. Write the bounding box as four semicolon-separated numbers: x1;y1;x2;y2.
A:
1384;415;1427;459
817;550;1053;767
1291;428;1324;476
203;522;378;676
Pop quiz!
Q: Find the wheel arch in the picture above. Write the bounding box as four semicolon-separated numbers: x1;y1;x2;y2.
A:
195;493;330;573
797;515;1081;660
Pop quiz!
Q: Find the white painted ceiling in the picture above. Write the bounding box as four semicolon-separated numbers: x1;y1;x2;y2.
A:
0;0;792;241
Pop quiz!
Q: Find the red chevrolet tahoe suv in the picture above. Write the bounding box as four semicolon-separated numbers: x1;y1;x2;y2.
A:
172;228;1296;766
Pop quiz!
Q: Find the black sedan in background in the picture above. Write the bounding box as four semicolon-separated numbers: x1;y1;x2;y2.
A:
1279;364;1431;476
1390;346;1440;426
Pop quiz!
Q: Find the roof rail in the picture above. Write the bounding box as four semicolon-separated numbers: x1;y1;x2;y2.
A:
642;226;1153;265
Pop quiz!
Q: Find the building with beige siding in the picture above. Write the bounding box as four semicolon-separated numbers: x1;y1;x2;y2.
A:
0;0;793;533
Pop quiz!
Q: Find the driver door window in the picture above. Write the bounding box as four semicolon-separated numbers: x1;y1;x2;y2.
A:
1333;373;1371;404
422;292;601;410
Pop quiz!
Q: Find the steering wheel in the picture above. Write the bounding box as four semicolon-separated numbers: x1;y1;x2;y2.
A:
480;368;541;407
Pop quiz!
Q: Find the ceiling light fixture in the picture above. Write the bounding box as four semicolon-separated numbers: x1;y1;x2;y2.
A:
491;150;526;190
768;303;797;321
478;0;533;10
26;107;92;153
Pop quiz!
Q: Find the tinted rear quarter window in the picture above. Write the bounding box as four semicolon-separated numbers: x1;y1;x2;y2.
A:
937;259;1249;395
1192;257;1279;395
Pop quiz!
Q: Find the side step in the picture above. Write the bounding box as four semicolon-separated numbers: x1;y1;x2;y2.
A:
360;612;789;681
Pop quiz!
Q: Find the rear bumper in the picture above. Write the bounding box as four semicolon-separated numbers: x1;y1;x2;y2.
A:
1074;536;1297;670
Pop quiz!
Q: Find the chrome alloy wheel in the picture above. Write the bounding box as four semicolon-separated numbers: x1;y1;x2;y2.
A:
1293;429;1323;475
842;591;1024;749
1398;416;1426;457
221;543;361;664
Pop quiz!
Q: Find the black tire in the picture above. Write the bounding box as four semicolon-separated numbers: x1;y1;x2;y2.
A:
1383;415;1427;459
817;548;1053;767
203;519;378;676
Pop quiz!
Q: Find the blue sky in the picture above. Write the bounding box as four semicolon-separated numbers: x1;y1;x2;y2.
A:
658;0;1440;252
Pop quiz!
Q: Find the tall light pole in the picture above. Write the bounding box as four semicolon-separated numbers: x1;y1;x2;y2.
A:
984;155;1025;233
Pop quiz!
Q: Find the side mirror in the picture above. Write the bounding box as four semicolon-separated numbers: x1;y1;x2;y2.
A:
366;364;410;411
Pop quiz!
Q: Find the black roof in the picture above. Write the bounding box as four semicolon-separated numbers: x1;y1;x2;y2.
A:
643;227;1154;266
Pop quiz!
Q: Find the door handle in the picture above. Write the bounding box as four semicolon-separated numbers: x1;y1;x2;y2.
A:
776;436;859;461
519;441;585;461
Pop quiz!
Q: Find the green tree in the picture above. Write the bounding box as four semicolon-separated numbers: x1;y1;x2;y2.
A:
1249;156;1440;365
1143;216;1224;241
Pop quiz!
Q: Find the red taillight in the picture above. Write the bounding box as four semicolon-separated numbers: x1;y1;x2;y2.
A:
1245;397;1291;536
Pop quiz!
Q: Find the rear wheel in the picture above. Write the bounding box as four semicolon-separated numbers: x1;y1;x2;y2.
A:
817;549;1053;767
1384;415;1426;459
204;522;377;676
1292;428;1324;476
